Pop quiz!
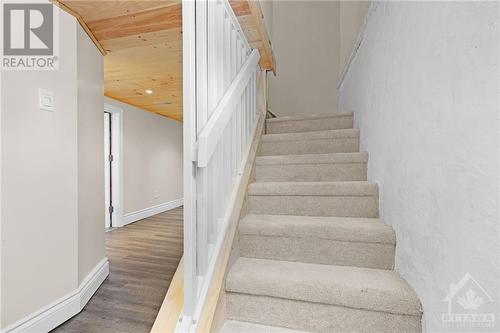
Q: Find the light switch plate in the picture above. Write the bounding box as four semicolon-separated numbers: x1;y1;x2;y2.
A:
39;88;54;112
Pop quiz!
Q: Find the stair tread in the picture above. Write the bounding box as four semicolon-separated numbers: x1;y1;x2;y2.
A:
226;258;422;316
256;152;368;166
261;128;359;142
248;181;378;196
221;320;311;333
239;214;395;244
266;112;353;123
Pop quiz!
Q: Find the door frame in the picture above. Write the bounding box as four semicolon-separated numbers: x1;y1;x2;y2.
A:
104;103;124;228
104;111;112;228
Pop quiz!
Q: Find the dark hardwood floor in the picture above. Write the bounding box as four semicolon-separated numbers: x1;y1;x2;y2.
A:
52;207;183;333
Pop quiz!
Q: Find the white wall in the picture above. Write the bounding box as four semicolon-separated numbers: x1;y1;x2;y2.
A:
1;10;79;328
77;25;105;284
104;98;183;215
0;9;106;329
339;2;500;331
268;1;340;117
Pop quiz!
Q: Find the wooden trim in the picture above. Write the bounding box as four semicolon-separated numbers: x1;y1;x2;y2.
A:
51;0;107;55
247;0;275;73
229;0;276;74
229;0;276;73
150;258;184;333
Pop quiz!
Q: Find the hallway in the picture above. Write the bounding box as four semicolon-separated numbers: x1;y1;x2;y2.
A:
52;207;183;333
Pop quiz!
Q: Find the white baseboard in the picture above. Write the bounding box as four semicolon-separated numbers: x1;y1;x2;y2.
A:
123;198;183;226
3;258;109;333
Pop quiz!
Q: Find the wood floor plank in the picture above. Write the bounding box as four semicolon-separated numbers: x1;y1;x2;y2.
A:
52;207;183;333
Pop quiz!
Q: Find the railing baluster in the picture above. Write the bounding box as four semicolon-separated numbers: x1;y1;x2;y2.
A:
224;16;231;90
195;0;209;278
216;2;224;104
247;84;250;140
206;0;216;245
182;0;262;326
236;42;242;166
224;125;230;198
182;0;197;318
242;87;247;152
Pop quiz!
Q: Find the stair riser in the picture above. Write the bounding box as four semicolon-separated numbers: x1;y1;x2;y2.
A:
267;116;353;134
227;294;421;333
255;163;367;182
239;235;394;269
248;195;379;218
260;138;359;156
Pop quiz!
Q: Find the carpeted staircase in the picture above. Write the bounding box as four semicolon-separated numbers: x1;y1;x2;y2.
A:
220;112;422;333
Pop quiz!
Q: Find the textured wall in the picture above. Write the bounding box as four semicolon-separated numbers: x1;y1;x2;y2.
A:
339;2;500;331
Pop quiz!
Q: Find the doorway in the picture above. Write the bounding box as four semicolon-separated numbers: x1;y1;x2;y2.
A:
104;103;124;229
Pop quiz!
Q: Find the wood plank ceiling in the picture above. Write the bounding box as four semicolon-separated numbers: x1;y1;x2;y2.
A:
53;0;275;122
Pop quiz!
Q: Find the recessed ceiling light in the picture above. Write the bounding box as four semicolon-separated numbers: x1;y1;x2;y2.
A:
145;89;153;95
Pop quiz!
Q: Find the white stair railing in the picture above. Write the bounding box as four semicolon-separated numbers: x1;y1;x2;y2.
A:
182;0;262;329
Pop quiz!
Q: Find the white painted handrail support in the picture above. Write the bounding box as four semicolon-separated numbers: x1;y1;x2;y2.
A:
180;0;263;331
182;0;198;325
197;49;260;167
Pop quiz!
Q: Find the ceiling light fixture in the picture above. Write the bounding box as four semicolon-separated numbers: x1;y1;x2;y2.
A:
145;89;153;95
